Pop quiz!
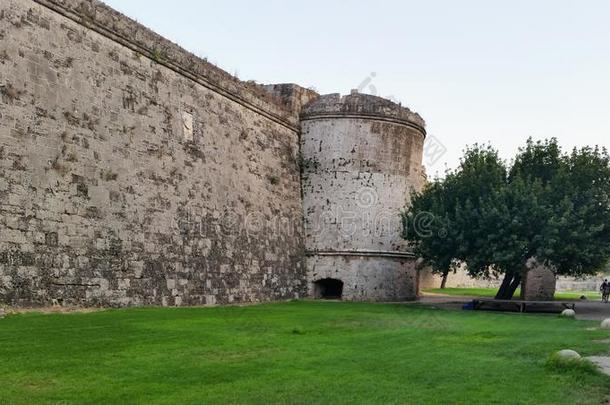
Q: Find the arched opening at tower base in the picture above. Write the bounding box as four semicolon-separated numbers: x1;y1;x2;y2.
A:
313;278;344;299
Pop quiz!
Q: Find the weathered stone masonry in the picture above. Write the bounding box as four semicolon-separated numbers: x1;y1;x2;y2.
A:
301;92;426;301
0;0;307;306
1;0;432;307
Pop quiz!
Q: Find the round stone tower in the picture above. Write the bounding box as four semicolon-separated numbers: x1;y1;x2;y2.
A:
300;90;426;301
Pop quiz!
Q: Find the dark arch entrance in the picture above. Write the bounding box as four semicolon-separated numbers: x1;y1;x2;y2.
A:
314;278;344;299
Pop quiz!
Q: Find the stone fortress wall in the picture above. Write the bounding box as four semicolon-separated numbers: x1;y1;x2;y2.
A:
0;0;307;306
0;0;560;307
420;266;608;296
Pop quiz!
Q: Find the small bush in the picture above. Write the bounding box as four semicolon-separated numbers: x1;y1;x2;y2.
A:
268;175;280;185
151;48;164;62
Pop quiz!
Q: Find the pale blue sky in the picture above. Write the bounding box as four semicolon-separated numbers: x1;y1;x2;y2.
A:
104;0;610;175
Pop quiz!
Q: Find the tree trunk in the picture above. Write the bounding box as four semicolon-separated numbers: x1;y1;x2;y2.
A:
495;272;522;300
506;273;521;300
495;272;514;300
440;272;448;289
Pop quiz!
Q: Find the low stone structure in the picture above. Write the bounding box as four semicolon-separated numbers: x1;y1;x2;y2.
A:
557;274;610;292
521;259;557;301
419;266;502;290
421;263;576;301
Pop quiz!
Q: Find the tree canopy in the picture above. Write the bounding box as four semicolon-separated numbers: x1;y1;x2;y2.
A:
403;138;610;299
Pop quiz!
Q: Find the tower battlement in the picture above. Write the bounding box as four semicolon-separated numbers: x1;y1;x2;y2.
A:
301;90;426;133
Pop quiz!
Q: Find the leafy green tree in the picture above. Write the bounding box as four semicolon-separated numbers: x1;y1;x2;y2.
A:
404;139;610;300
403;145;507;289
402;179;458;287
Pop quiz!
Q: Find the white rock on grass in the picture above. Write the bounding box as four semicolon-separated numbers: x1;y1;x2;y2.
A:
557;350;581;360
601;318;610;329
560;309;576;318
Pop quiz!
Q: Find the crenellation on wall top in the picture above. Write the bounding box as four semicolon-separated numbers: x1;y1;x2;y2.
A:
300;90;426;133
32;0;300;130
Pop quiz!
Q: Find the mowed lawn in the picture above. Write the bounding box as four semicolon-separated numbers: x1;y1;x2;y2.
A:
0;301;609;404
424;287;602;301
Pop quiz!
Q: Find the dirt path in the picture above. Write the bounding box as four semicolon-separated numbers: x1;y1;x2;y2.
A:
568;301;610;321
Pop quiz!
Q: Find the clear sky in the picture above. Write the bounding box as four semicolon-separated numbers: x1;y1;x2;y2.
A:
103;0;610;176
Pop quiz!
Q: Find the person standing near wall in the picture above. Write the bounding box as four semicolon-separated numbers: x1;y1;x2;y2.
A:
600;279;610;303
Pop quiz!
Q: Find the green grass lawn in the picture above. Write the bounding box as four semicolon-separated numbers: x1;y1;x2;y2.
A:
0;301;609;404
423;287;602;301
